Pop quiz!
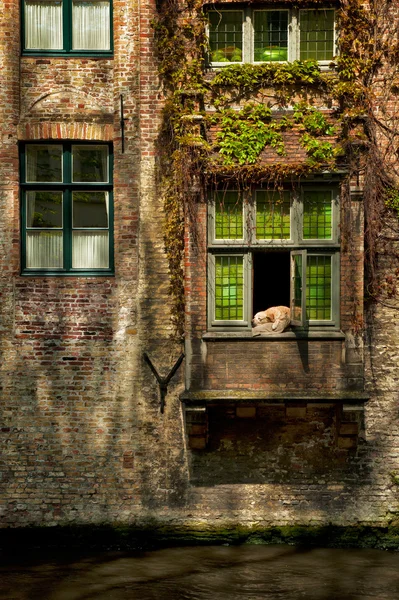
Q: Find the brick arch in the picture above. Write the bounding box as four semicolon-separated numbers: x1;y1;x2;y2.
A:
17;121;114;141
23;86;112;118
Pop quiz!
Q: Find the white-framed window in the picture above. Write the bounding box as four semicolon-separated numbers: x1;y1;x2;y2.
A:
207;6;336;67
207;186;340;329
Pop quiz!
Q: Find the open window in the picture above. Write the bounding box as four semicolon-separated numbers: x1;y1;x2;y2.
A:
208;187;340;330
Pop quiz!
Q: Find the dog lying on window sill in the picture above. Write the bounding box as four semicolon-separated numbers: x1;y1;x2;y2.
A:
252;306;291;336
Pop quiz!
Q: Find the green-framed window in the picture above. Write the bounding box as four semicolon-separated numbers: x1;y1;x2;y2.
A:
22;0;113;55
207;7;335;66
208;186;340;329
20;142;114;275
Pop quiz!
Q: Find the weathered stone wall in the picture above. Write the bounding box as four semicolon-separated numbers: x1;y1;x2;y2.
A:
0;0;399;536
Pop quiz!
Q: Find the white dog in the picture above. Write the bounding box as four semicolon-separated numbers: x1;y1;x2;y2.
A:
252;306;291;332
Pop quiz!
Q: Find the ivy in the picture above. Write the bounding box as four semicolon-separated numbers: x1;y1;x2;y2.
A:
293;103;336;136
152;0;399;335
210;104;288;166
211;60;326;92
384;188;399;216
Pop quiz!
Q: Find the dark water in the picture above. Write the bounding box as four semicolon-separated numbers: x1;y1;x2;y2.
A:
1;545;399;600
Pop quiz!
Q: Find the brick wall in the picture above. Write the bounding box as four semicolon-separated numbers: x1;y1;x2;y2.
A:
0;0;399;533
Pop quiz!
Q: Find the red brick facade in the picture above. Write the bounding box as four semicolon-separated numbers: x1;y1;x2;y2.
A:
0;0;399;535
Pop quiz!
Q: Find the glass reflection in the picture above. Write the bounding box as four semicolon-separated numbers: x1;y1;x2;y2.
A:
72;145;108;182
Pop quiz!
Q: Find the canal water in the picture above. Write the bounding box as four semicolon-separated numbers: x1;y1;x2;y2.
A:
1;544;399;599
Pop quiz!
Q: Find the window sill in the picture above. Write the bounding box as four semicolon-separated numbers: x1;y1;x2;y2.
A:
21;52;113;59
20;271;115;277
181;389;369;404
203;329;346;341
206;61;335;73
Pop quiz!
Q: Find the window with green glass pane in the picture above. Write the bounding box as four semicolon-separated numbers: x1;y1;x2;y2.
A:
215;192;243;239
208;11;243;63
306;255;332;320
292;253;303;322
303;190;332;239
256;191;290;239
300;10;334;61
215;256;244;320
254;11;288;62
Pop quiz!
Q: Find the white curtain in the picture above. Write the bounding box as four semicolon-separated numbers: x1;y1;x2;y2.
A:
25;0;63;50
72;1;110;50
26;232;63;268
72;231;109;268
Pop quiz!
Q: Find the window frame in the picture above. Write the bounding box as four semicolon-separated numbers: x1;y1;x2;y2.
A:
21;0;114;57
20;141;114;276
207;185;340;331
206;6;336;68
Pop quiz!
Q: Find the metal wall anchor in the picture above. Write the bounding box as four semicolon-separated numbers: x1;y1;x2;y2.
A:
143;352;185;413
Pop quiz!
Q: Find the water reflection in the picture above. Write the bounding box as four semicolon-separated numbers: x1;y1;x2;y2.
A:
1;545;399;599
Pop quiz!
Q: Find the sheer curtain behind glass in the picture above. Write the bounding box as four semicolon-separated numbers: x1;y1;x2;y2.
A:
72;191;109;268
25;0;63;50
26;191;63;268
72;1;110;50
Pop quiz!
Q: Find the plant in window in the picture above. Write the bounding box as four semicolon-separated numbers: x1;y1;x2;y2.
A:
207;7;335;66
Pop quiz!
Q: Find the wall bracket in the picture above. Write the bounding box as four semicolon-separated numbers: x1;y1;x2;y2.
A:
143;352;184;413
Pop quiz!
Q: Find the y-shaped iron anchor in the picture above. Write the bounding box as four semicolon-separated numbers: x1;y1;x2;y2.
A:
143;352;185;413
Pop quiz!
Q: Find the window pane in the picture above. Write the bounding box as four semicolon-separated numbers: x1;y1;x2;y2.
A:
300;10;334;61
306;255;332;320
254;11;288;62
72;231;109;268
72;1;111;50
209;11;243;63
26;231;63;268
215;256;244;320
26;145;62;182
72;145;108;182
26;191;63;228
73;192;109;228
303;190;332;239
256;191;290;239
292;253;303;323
215;192;243;239
25;0;63;50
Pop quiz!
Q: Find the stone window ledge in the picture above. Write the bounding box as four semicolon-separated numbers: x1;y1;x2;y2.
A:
202;330;346;341
180;390;369;405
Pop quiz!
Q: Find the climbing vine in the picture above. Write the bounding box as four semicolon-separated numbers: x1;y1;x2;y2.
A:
153;0;399;338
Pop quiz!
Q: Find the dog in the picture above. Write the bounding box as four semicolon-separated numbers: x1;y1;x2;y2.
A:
252;306;291;332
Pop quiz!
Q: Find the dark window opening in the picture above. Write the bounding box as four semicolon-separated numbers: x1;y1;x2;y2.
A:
253;251;290;316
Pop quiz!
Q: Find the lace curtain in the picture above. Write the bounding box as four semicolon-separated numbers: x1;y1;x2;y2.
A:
26;231;109;269
26;232;63;268
72;232;109;268
25;0;63;50
72;1;110;50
